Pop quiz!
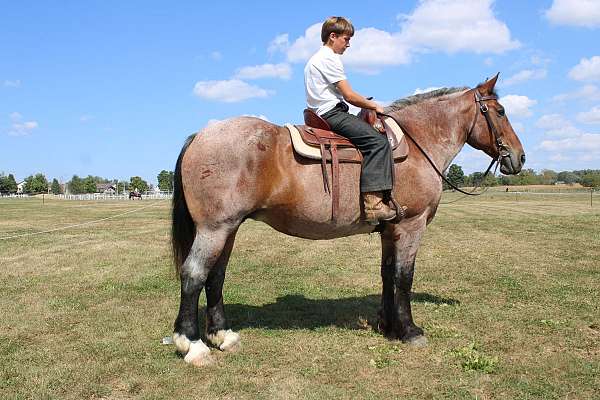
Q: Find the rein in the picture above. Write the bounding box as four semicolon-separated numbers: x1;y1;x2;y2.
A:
379;90;505;196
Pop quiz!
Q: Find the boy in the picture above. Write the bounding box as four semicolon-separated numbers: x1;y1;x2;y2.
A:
304;16;397;224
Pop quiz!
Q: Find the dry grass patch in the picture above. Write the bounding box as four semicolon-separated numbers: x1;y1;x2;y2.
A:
1;195;598;399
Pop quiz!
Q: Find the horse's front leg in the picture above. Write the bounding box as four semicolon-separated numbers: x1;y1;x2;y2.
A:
379;219;427;345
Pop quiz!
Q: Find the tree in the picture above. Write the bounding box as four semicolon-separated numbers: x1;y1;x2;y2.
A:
580;171;600;188
68;175;85;194
557;171;580;184
23;173;48;194
157;170;174;192
0;173;18;194
540;169;558;185
446;164;464;188
129;176;148;193
51;178;62;194
82;175;97;193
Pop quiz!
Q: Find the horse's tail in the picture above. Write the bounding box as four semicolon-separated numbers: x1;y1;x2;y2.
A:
172;133;197;277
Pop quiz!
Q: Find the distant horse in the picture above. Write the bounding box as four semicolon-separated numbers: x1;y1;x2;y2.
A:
129;191;142;200
171;75;525;366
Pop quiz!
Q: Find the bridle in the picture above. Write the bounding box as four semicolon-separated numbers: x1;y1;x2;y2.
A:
472;90;511;161
380;89;511;196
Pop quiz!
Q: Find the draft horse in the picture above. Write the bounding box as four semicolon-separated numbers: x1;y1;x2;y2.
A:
171;74;525;366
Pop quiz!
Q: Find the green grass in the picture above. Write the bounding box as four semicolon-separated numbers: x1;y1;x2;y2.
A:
0;194;599;399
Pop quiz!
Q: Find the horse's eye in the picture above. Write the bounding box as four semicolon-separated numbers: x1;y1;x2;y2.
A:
498;108;505;117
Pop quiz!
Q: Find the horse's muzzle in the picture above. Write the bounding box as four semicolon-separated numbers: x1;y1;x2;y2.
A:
500;149;525;175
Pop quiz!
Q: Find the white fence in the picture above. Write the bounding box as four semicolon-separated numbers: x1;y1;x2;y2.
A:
57;192;173;201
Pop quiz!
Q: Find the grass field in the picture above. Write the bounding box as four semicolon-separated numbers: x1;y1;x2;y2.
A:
1;193;599;399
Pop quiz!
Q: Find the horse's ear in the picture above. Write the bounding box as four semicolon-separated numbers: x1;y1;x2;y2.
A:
479;72;500;94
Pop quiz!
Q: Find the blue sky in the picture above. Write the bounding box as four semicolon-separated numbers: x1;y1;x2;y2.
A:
2;0;600;184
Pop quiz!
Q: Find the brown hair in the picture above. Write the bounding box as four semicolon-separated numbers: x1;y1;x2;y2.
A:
321;17;354;44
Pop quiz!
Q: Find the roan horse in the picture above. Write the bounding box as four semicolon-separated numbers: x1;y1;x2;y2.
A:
171;74;525;366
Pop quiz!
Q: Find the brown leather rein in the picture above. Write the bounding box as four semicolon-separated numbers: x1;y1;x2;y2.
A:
380;90;508;196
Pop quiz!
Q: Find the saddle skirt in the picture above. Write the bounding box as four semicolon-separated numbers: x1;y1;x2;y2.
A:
285;115;409;162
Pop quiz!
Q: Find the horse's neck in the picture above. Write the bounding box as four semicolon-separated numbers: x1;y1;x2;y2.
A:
400;96;471;172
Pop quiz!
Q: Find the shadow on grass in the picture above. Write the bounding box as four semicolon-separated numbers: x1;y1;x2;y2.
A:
208;292;459;331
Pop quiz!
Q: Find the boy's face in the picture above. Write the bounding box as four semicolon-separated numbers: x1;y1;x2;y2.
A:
329;33;351;54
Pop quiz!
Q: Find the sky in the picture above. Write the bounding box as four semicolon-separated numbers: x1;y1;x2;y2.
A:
1;0;600;184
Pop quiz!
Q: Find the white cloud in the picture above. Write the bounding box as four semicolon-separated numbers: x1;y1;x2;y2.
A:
4;80;21;87
539;133;600;152
210;51;222;61
536;114;583;138
234;63;292;80
80;114;93;123
286;23;322;63
413;86;442;95
549;153;571;162
577;106;600;124
268;34;289;54
545;0;600;28
398;0;520;54
9;112;22;121
342;28;412;71
193;79;274;103
7;113;38;136
502;69;547;86
499;95;537;118
568;56;600;81
552;84;600;102
484;57;494;66
273;0;518;72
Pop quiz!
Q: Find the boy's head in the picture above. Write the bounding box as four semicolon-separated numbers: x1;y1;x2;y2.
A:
321;17;354;54
321;16;354;42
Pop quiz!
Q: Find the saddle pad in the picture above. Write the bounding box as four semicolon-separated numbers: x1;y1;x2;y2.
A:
285;123;409;162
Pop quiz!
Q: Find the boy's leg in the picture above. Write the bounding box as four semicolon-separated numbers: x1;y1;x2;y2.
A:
322;106;393;192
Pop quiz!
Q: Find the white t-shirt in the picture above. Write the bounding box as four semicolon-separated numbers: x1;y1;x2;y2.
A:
304;46;347;116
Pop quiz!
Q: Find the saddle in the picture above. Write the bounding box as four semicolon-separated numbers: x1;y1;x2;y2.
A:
284;108;409;222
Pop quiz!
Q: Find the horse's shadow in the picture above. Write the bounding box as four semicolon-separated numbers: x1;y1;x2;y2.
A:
206;292;459;331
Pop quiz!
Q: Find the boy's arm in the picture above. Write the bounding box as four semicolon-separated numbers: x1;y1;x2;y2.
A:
335;80;384;114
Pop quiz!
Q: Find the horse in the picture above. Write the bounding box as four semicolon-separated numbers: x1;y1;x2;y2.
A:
170;74;525;366
129;191;142;200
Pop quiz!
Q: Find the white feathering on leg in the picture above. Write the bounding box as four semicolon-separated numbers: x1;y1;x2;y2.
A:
219;329;241;352
172;332;191;354
184;340;212;366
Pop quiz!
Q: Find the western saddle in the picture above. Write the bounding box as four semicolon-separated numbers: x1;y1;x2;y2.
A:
284;107;408;222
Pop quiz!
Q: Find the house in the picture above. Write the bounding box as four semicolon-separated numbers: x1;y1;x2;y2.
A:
96;183;116;194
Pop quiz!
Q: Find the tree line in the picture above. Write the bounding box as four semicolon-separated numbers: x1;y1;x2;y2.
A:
445;165;600;189
0;170;175;195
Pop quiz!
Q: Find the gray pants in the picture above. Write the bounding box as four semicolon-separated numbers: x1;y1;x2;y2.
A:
321;102;393;192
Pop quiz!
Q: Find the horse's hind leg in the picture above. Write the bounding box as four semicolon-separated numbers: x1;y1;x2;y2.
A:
204;230;241;352
173;226;235;366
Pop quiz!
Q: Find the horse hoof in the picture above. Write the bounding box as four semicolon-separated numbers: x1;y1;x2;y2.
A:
207;329;241;352
405;335;428;347
185;351;215;367
183;340;214;367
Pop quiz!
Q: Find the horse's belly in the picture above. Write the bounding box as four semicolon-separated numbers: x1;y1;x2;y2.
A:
250;211;375;240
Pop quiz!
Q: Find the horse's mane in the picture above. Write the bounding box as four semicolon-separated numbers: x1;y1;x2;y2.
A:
385;87;470;112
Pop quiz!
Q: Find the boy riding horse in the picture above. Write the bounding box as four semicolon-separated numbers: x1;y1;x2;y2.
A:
304;16;400;224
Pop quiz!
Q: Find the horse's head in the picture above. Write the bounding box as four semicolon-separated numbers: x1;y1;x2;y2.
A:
467;73;525;175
